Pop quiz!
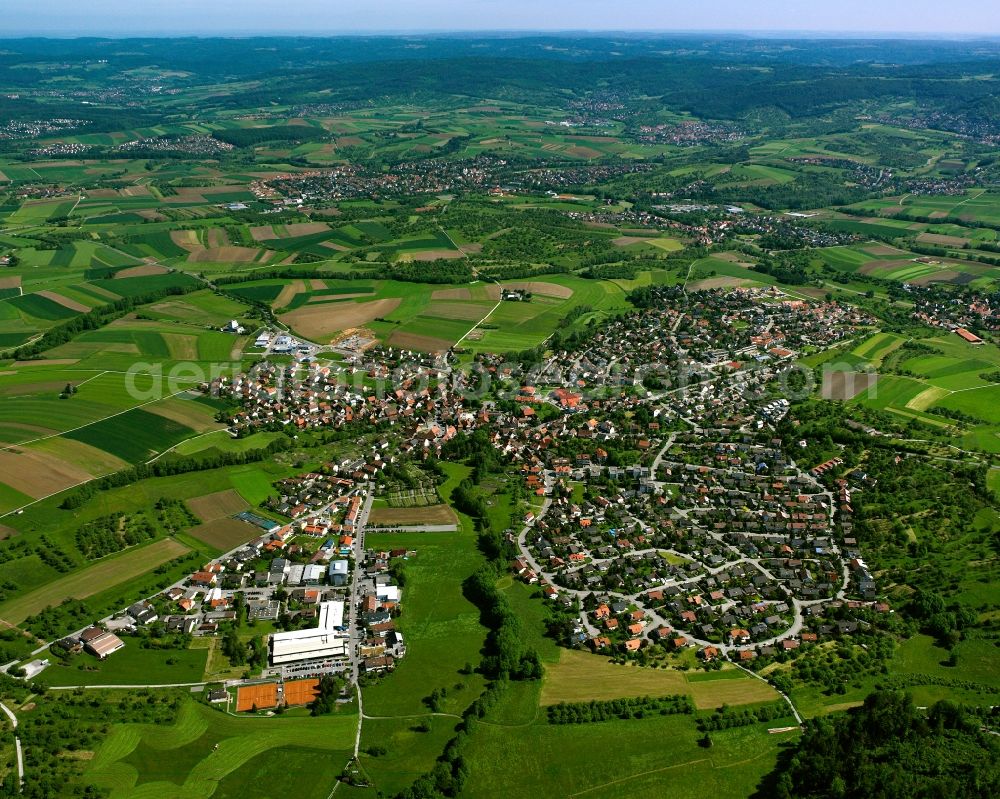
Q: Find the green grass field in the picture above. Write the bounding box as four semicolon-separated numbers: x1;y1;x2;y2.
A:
38;644;209;687
86;698;356;798
851;332;905;366
460;711;795;799
64;407;199;463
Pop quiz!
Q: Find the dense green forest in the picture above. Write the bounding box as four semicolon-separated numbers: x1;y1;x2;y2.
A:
765;691;1000;799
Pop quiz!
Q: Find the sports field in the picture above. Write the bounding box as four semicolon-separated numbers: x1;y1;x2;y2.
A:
236;682;278;712
283;679;320;706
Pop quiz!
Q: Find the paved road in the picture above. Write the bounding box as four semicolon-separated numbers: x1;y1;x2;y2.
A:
348;485;374;761
353;684;363;758
0;700;24;790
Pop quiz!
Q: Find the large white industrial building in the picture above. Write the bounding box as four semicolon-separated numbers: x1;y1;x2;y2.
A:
269;600;349;665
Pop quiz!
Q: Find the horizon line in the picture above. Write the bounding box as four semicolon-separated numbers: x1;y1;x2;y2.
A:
1;29;999;41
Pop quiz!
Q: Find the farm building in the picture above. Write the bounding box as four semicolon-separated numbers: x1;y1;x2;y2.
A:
955;327;984;344
80;627;126;660
270;600;349;665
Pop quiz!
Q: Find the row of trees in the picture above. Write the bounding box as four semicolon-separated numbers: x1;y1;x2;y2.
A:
696;701;788;731
463;565;543;681
547;694;693;724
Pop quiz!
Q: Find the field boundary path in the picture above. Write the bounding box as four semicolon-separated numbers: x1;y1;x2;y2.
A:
48;681;207;690
731;661;803;726
0;700;24;791
453;278;504;348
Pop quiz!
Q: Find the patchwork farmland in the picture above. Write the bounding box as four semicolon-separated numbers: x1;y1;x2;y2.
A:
1;33;1000;799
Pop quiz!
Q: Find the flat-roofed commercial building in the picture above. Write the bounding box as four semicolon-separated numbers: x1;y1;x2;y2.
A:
269;601;349;665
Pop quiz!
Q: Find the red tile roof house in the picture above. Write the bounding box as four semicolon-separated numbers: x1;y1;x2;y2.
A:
729;628;751;645
189;571;216;587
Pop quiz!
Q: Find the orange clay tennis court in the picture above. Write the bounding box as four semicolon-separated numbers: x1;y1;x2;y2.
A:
236;682;278;711
283;678;320;706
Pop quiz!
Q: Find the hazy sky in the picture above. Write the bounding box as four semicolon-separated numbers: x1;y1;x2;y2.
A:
5;0;999;36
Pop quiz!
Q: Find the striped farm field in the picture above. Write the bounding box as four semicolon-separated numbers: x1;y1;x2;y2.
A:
145;395;225;433
0;538;189;624
281;297;402;342
35;290;92;312
851;332;905;365
934;384;1000;424
0;443;93;499
64;407;200;463
85;699;355;799
539;649;778;709
906;386;951;412
851;374;927;411
27;435;131;476
5;292;81;321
